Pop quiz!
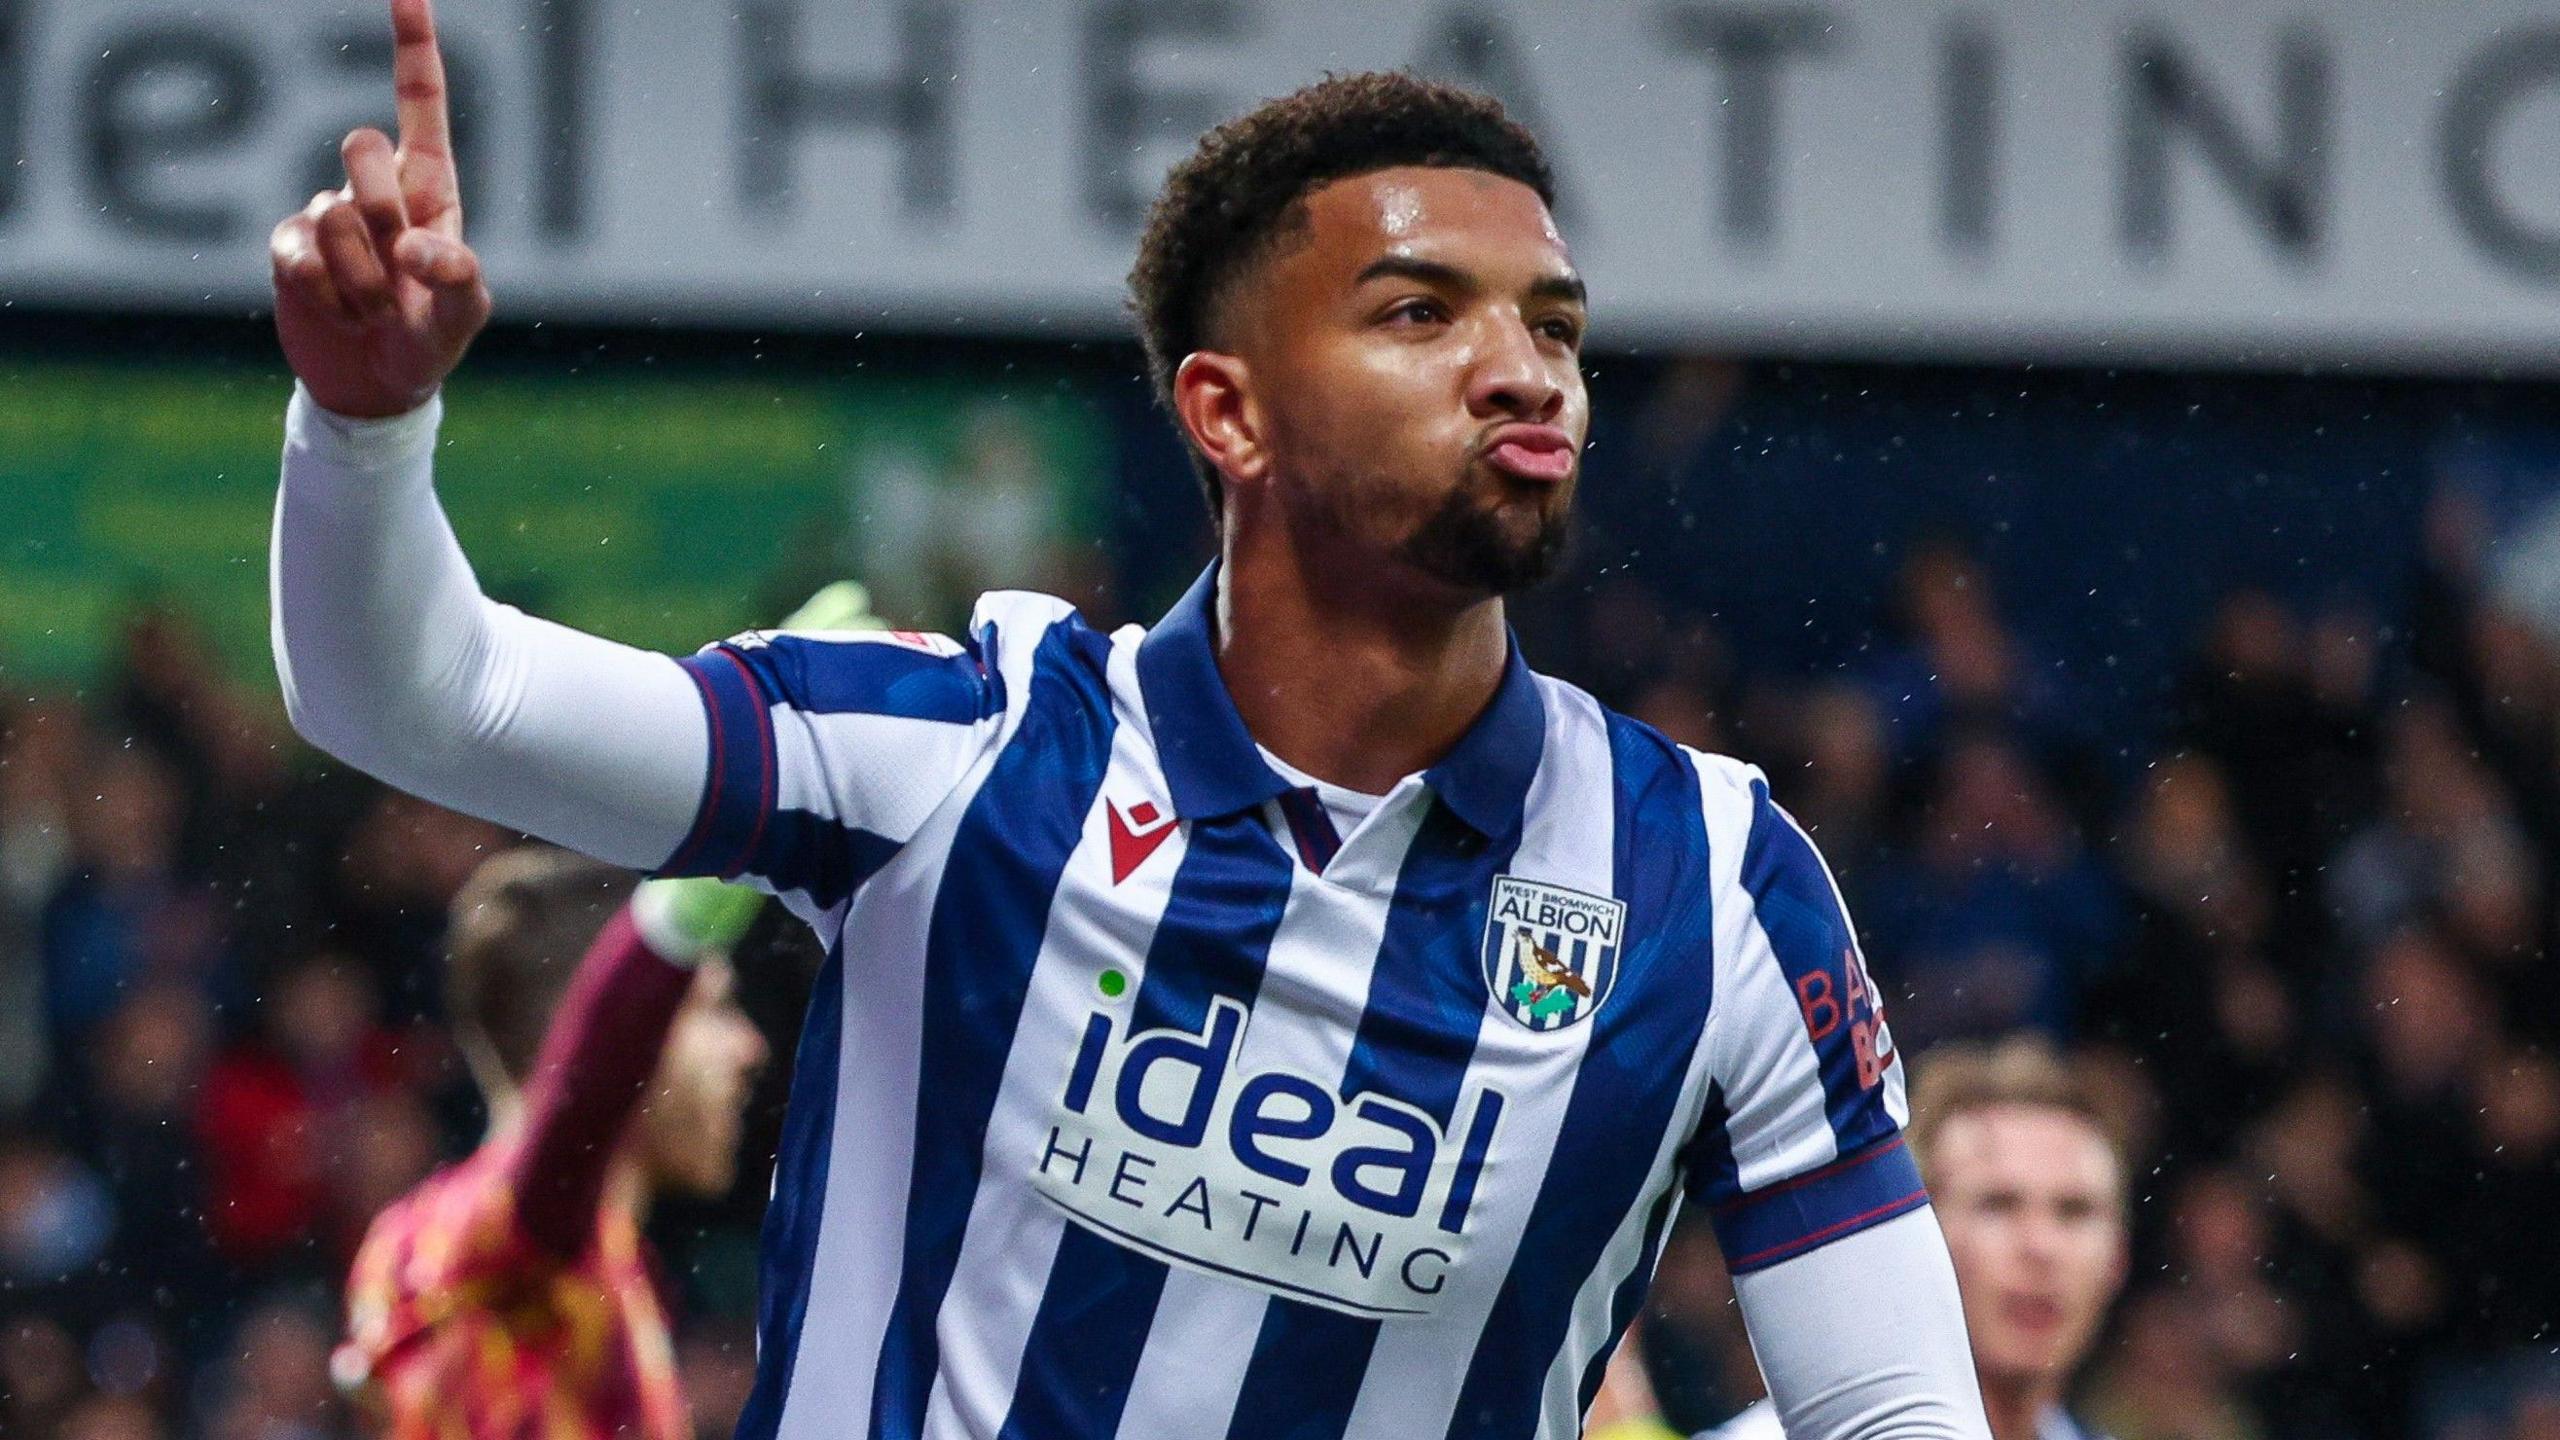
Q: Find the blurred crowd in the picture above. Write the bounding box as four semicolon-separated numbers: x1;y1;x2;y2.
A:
2;454;2556;1440
1592;497;2560;1440
0;609;786;1440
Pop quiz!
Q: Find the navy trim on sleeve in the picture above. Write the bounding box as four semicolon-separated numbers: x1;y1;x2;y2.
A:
661;647;778;879
1711;1133;1930;1274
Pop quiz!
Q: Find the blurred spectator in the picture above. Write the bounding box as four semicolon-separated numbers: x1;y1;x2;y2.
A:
3;1313;90;1439
323;1092;440;1259
2453;1047;2560;1344
0;1133;113;1291
40;741;228;1048
1862;731;2120;1045
195;955;415;1277
1784;681;1895;876
2328;702;2530;959
58;1393;169;1440
2086;754;2297;1156
75;985;226;1327
1861;544;2081;766
328;790;509;1024
105;608;296;876
2174;591;2379;926
2084;1287;2265;1440
2160;1169;2297;1383
0;696;85;1111
200;1297;348;1440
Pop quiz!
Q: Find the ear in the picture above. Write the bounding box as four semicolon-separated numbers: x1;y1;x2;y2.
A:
1173;350;1267;497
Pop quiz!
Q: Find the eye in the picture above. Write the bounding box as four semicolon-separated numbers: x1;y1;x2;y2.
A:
1537;314;1584;348
1384;296;1449;327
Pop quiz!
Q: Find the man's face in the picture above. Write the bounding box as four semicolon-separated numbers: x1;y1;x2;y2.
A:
1929;1106;2128;1388
635;960;768;1199
1224;165;1589;596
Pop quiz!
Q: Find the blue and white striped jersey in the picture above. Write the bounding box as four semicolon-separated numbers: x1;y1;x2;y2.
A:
660;566;1921;1440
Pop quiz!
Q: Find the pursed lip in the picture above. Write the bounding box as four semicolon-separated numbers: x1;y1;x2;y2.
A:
1478;422;1579;482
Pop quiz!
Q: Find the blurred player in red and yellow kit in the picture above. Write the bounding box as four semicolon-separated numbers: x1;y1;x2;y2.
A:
334;849;767;1440
335;584;873;1440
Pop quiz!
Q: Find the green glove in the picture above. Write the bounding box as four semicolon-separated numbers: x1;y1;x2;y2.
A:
633;579;886;963
632;872;764;965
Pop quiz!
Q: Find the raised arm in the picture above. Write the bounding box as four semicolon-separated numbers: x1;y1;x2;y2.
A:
268;0;702;868
505;875;767;1260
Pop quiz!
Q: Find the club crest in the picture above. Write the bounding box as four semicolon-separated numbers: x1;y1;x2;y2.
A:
1481;877;1626;1031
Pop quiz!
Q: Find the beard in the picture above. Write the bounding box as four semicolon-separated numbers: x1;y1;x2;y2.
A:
1394;469;1572;595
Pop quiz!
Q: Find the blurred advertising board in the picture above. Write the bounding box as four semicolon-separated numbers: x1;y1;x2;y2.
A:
6;0;2560;371
0;361;1107;686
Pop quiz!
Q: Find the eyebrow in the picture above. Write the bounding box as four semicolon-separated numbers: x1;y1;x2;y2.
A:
1352;254;1587;307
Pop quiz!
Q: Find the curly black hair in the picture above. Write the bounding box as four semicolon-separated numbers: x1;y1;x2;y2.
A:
1129;71;1556;521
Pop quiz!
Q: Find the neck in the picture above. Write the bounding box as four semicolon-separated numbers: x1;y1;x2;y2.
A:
1978;1368;2060;1440
1215;519;1510;795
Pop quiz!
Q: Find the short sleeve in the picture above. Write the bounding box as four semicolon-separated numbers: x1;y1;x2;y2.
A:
1686;764;1925;1274
654;622;1007;908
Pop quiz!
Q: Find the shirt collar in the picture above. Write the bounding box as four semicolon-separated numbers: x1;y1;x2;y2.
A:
1135;566;1291;820
1420;638;1546;838
1134;564;1547;837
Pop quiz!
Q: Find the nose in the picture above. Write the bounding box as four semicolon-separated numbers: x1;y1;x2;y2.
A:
2017;1213;2066;1269
733;1014;770;1077
1464;312;1565;424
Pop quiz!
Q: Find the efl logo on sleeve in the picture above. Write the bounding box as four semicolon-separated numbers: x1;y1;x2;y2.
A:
1481;877;1626;1032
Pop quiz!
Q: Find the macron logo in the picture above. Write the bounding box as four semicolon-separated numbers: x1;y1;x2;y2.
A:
1108;799;1177;884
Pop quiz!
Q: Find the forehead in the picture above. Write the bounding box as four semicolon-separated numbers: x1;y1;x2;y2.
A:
1287;165;1569;274
1931;1105;2120;1197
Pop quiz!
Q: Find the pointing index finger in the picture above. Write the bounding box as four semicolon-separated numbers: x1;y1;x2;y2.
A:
390;0;452;160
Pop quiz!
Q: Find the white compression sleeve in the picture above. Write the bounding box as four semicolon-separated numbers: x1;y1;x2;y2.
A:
1731;1207;1991;1440
270;385;708;870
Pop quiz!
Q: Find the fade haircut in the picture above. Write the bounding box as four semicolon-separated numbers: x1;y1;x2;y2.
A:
1906;1036;2130;1209
445;846;636;1092
1129;71;1556;522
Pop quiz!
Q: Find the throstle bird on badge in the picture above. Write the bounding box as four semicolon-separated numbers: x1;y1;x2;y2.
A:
1513;929;1594;1018
1484;876;1625;1031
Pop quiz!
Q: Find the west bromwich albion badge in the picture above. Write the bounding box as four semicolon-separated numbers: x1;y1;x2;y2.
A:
1482;876;1627;1031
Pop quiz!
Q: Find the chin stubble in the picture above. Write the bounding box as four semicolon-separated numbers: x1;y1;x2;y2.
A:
1397;471;1571;595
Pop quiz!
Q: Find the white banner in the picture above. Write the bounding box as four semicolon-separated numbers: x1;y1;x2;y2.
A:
8;0;2560;371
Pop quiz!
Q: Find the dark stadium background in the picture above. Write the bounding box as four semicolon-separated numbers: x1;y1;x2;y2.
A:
9;2;2560;1436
